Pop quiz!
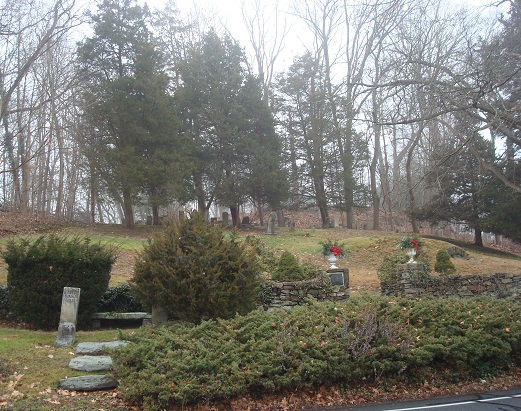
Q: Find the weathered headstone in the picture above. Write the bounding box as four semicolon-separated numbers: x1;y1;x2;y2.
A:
241;216;250;226
333;215;340;228
55;287;81;348
266;212;276;235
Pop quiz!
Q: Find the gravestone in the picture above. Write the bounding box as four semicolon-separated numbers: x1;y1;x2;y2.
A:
55;287;81;348
242;216;250;226
266;212;276;235
288;217;296;232
333;215;340;228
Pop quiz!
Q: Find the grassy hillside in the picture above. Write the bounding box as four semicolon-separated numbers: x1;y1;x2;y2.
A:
1;225;520;289
1;223;521;410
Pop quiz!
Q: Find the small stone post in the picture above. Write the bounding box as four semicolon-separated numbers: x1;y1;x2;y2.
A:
55;287;81;347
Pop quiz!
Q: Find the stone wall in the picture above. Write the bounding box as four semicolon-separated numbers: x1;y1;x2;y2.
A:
382;263;521;300
261;269;349;311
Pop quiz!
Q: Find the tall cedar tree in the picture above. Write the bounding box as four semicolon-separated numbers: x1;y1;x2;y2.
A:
176;31;287;226
77;0;185;227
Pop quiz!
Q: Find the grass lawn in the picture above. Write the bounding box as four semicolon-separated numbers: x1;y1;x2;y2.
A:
1;224;521;410
1;225;520;287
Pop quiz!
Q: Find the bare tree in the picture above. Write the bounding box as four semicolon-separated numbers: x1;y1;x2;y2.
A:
241;0;290;108
0;0;80;213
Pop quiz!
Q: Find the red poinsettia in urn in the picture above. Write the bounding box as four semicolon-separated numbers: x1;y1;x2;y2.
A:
320;240;346;269
397;236;423;263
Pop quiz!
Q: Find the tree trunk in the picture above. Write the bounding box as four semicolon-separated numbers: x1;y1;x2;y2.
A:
370;101;381;231
318;203;330;229
474;227;483;246
97;199;104;224
3;120;21;209
276;210;285;227
89;173;96;223
122;189;134;228
288;129;300;207
406;125;424;234
53;101;65;219
229;204;241;228
257;198;265;226
152;205;160;225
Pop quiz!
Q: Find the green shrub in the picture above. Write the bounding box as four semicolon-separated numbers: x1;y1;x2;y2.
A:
377;252;408;285
2;234;116;329
130;212;261;323
112;295;521;409
272;251;305;281
96;284;144;313
434;249;457;275
301;262;319;279
0;285;10;319
243;235;278;275
0;285;9;309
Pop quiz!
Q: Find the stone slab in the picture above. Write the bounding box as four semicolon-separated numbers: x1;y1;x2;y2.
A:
76;341;128;355
92;312;151;320
59;374;118;391
69;356;113;372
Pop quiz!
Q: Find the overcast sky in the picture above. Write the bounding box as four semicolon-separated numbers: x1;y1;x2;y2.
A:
131;0;502;77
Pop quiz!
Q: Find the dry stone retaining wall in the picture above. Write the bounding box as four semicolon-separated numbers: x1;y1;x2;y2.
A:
382;263;521;300
262;269;349;310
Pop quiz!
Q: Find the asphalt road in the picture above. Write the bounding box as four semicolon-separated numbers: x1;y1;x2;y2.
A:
310;388;521;411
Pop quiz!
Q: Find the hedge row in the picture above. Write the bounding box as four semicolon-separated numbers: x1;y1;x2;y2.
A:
112;295;521;410
2;235;116;329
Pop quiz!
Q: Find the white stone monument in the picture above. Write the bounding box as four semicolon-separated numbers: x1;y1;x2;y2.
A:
55;287;81;347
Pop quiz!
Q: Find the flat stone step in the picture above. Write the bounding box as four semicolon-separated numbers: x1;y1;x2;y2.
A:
75;341;128;355
59;374;118;391
69;356;113;372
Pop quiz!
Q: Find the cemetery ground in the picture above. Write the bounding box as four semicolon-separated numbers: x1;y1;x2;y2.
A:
1;217;521;410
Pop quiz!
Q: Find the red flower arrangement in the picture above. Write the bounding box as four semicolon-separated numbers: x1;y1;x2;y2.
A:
320;240;345;257
397;236;422;250
329;246;341;256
